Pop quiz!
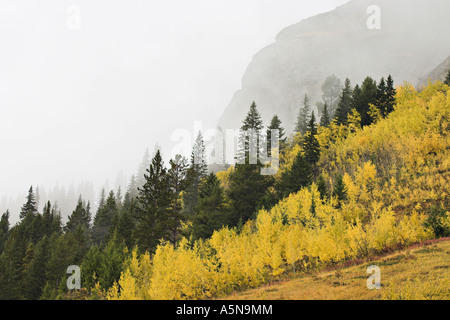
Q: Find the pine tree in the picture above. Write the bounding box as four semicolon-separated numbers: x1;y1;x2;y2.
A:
134;150;172;253
92;191;118;246
183;133;208;216
334;78;353;125
23;236;50;299
295;94;311;135
166;154;189;245
275;151;312;199
237;101;264;163
445;70;450;86
356;77;378;127
64;196;91;234
20;186;38;220
333;174;347;209
303;112;320;173
385;75;396;115
0;211;9;254
267;115;286;157
320;103;331;127
192;173;228;241
316;175;328;201
0;228;24;299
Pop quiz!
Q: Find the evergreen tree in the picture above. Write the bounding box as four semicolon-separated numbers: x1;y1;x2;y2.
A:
0;228;24;299
267;115;286;157
275;151;312;199
334;78;353;124
134;150;172;253
20;186;38;220
295;94;311;135
0;211;10;254
23;236;50;299
191;173;228;241
445;70;450;86
303;112;321;173
64;196;91;234
228;102;271;225
183;132;208;217
319;103;331;127
333;174;347;209
356;77;378;127
316;175;328;201
237;101;264;163
385;75;396;115
92;191;118;246
167;154;189;245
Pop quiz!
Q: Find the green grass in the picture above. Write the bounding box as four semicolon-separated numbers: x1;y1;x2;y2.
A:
221;239;450;300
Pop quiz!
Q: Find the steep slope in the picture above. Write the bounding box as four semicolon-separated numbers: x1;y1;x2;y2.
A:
418;55;450;88
217;0;450;133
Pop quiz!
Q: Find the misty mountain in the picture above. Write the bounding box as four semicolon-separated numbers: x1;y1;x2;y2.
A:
217;0;450;133
418;55;450;88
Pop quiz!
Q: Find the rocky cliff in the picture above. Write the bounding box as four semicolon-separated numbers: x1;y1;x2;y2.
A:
217;0;450;133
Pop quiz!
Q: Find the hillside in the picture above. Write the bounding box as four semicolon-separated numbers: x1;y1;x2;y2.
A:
223;239;450;300
217;0;450;133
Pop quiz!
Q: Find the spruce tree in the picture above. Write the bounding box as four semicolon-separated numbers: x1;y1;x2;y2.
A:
183;133;207;216
167;154;189;245
20;186;38;220
64;196;91;234
295;94;311;135
320;103;331;127
334;78;353;125
303;111;321;173
275;151;312;199
192;173;228;241
385;75;396;115
237;101;264;163
267;115;286;157
23;236;50;299
134;150;172;253
92;191;118;246
357;77;378;127
0;211;9;254
333;174;347;209
316;175;328;201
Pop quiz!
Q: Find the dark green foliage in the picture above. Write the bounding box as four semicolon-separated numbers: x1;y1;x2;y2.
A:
334;78;353;125
23;236;50;300
227;163;273;226
425;203;450;238
0;211;10;254
19;186;38;220
303;112;320;174
191;173;229;241
92;191;118;246
333;174;347;209
275;151;312;200
355;77;378;127
0;228;25;299
65;197;91;234
295;94;311;135
237;101;264;163
445;70;450;86
319;103;331;127
316;175;328;201
134;150;172;254
183;133;207;216
267;115;286;157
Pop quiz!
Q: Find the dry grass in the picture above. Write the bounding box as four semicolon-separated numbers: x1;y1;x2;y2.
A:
220;239;450;300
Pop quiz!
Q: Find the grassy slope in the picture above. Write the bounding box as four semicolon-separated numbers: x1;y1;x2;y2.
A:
222;239;450;300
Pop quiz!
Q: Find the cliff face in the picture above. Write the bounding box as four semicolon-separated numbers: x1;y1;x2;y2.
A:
217;0;450;133
418;55;450;88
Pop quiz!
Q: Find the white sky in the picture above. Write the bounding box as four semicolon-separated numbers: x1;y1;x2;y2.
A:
0;0;349;198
